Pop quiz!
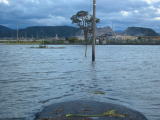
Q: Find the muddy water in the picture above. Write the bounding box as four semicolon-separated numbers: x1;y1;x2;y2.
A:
0;45;160;120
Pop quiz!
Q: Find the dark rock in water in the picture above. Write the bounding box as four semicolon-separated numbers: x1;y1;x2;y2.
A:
124;27;159;36
35;100;148;120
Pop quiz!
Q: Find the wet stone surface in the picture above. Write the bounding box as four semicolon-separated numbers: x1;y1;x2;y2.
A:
35;100;148;120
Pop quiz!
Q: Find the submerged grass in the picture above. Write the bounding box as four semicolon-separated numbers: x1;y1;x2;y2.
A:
66;110;126;118
92;91;106;95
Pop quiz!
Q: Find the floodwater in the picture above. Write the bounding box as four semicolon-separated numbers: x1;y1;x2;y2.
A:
0;45;160;120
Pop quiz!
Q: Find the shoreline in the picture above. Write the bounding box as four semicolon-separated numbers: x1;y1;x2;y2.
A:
2;40;160;45
2;43;160;45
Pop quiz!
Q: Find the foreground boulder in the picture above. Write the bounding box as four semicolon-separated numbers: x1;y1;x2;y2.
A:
35;100;148;120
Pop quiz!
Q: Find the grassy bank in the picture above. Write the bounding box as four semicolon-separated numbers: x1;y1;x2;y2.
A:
1;37;160;45
0;40;42;45
0;39;85;45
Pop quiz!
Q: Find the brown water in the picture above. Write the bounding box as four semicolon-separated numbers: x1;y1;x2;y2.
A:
0;45;160;120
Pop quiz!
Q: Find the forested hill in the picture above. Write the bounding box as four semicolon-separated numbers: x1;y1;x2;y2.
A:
0;25;159;38
124;27;159;36
0;25;79;38
0;25;15;38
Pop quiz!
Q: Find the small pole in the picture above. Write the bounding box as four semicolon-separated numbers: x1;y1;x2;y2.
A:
92;0;96;62
17;24;19;41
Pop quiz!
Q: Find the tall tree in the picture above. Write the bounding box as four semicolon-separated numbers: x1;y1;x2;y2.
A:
71;11;100;56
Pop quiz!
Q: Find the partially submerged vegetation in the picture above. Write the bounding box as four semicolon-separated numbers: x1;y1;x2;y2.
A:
92;90;106;95
66;110;126;118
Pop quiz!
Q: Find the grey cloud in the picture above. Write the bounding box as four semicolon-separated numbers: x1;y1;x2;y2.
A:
0;0;160;32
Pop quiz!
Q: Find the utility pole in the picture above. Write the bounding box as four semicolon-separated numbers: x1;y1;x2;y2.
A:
92;0;96;62
17;24;19;41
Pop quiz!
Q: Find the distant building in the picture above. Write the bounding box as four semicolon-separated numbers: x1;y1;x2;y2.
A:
73;35;84;40
97;33;114;44
51;34;65;41
55;34;58;40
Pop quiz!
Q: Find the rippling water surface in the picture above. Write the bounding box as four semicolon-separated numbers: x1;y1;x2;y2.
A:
0;45;160;120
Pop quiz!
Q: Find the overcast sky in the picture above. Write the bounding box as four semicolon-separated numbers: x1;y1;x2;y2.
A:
0;0;160;31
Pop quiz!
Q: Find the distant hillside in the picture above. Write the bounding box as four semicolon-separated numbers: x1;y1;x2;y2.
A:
19;26;79;38
1;25;159;39
0;25;79;38
0;25;15;38
96;27;114;36
124;27;159;36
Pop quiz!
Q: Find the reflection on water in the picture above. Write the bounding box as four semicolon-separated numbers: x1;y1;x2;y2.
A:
0;45;160;120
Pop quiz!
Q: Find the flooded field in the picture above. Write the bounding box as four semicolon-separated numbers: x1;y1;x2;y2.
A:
0;45;160;120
